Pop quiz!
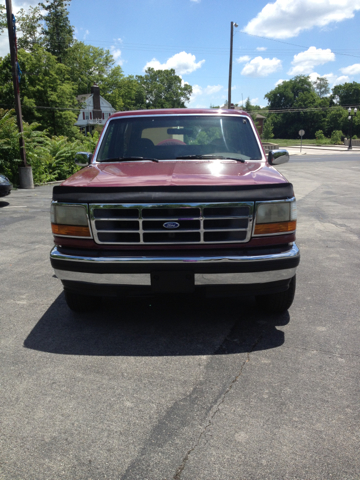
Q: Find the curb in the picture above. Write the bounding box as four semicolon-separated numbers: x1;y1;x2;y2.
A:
286;146;360;152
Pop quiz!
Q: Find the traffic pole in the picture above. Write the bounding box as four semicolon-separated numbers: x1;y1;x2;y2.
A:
5;0;34;188
228;21;234;109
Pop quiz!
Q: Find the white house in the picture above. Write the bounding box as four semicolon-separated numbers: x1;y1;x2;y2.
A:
75;84;116;134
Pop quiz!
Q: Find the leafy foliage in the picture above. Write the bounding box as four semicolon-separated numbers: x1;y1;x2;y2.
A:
264;76;331;138
0;46;79;137
16;6;44;51
0;109;23;182
0;4;6;35
64;41;117;96
40;0;74;62
313;77;330;98
0;109;102;185
136;68;192;109
330;130;343;145
315;130;325;141
262;117;274;140
331;82;360;106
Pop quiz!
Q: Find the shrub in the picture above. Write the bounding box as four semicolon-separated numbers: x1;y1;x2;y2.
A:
0;108;100;185
315;130;325;141
0;109;23;184
330;130;343;145
262;117;274;141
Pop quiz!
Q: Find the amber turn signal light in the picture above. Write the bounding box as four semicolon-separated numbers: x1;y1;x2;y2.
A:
254;220;296;235
51;224;91;237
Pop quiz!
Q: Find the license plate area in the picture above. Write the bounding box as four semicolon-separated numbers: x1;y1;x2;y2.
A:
151;271;195;293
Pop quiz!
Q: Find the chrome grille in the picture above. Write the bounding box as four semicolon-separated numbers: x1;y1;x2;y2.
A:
89;202;254;245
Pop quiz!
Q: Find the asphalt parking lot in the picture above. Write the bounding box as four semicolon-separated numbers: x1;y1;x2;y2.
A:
1;151;359;480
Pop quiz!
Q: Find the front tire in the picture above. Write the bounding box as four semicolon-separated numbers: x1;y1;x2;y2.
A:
256;275;296;313
64;290;101;313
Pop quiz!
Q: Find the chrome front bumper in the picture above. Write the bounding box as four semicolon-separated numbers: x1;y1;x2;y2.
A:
51;243;300;286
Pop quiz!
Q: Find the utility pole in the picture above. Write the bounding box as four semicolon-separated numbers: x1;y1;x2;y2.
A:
5;0;34;188
228;21;238;109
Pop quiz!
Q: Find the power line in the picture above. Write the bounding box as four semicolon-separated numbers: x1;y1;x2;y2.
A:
239;32;360;59
0;103;359;114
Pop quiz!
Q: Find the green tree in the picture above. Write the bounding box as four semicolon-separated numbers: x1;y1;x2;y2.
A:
265;75;329;138
325;106;348;136
16;6;43;51
103;74;146;111
0;108;49;184
313;77;330;97
0;5;6;35
0;46;78;137
331;82;360;106
41;0;74;62
136;68;192;109
64;41;116;95
265;75;313;109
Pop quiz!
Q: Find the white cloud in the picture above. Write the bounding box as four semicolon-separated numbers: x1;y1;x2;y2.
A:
241;56;282;77
188;84;224;106
340;64;360;76
144;51;205;75
236;55;251;63
275;79;285;86
110;46;124;66
204;85;223;95
333;75;350;86
0;35;9;58
251;98;259;104
190;0;201;2
288;47;335;75
309;72;350;87
256;47;267;51
243;0;360;39
0;0;42;57
83;30;89;40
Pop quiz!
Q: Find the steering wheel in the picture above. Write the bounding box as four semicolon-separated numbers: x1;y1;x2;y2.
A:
156;139;186;146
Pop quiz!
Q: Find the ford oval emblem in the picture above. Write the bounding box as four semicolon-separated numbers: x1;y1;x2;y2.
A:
163;221;180;229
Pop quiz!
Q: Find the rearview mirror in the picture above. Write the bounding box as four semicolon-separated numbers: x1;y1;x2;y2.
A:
75;152;93;166
268;149;289;166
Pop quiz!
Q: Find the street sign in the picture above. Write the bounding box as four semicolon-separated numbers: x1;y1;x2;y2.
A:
299;130;305;153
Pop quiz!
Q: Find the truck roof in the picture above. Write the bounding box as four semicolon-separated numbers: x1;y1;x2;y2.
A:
110;108;250;118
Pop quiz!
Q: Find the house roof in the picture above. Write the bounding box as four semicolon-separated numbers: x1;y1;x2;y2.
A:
76;94;92;103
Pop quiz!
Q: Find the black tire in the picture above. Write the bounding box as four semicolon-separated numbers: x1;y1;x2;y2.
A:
64;290;101;313
256;275;296;313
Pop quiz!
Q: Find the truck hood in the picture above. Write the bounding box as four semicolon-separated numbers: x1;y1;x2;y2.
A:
62;160;288;187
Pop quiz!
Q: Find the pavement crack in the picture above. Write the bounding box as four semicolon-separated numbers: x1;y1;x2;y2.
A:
172;334;263;480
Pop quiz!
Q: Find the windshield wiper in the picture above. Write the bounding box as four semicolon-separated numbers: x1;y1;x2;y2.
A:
176;154;245;163
100;156;159;163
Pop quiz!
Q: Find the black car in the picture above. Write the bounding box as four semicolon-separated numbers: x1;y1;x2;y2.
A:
0;174;12;197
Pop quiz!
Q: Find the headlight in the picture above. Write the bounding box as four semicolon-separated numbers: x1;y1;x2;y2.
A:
254;199;297;236
51;203;92;237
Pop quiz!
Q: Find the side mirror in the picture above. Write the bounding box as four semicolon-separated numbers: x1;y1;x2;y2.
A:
75;152;93;166
268;149;289;166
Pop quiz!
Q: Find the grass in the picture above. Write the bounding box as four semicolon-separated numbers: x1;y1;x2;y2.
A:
269;138;333;147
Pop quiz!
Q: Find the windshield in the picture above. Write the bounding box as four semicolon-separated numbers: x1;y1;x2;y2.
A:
96;115;262;162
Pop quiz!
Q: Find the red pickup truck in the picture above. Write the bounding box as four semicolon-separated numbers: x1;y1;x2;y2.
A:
50;108;299;313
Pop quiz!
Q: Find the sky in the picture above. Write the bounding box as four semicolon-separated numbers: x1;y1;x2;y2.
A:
1;0;360;109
